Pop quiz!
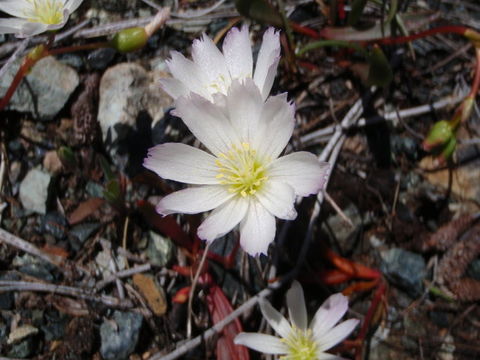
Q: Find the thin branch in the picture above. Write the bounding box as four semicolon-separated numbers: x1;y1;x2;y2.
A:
0;227;65;268
0;281;133;309
96;264;152;291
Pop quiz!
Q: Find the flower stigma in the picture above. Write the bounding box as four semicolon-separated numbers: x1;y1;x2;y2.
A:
280;327;318;360
215;142;268;197
26;0;63;25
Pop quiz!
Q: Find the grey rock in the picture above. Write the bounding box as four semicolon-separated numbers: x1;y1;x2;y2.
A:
13;254;54;281
467;258;480;281
7;337;36;358
380;248;426;297
86;181;104;198
0;56;79;120
40;212;68;240
146;231;174;267
0;273;19;310
19;168;52;214
100;311;143;360
323;203;362;252
97;62;172;176
87;48;116;70
69;223;101;251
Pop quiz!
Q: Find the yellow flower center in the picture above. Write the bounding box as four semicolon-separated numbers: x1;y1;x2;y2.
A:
207;74;230;95
280;327;318;360
26;0;64;25
215;142;268;197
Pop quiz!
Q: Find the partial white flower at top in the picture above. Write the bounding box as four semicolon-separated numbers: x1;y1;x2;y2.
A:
0;0;83;38
234;281;360;359
144;79;329;256
160;25;281;102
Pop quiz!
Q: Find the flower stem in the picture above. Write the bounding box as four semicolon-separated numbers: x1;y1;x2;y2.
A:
297;39;368;57
0;41;110;112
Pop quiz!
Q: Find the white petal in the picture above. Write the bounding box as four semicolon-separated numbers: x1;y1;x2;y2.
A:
166;51;210;99
239;201;276;256
254;95;295;159
0;1;31;18
255;180;296;220
0;18;29;35
311;293;349;339
175;93;239;156
317;319;360;352
259;299;292;338
234;333;288;355
253;27;280;100
226;79;263;144
18;21;50;37
192;33;231;92
156;186;233;216
64;0;84;13
222;25;253;80
286;281;308;331
197;196;248;242
143;143;219;185
159;78;189;99
269;152;330;197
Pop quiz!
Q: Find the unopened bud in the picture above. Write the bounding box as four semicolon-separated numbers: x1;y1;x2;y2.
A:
111;27;148;53
440;137;456;161
27;45;46;62
423;120;454;151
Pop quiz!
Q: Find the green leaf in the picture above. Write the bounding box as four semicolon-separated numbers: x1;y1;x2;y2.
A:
103;179;122;204
347;0;368;27
366;45;393;86
234;0;283;26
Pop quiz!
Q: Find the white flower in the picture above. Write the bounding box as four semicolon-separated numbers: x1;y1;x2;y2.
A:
144;80;329;256
160;25;281;102
0;0;83;38
234;281;360;359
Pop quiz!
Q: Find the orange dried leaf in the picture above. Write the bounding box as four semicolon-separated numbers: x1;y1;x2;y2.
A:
68;198;105;225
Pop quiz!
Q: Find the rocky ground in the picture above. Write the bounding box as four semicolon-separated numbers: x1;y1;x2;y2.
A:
0;0;480;359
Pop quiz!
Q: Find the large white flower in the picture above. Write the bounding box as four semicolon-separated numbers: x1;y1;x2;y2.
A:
160;25;281;102
144;79;329;256
0;0;83;38
235;281;360;359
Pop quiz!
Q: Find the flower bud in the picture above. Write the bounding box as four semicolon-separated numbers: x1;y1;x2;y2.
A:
440;136;456;161
27;45;46;62
111;27;148;53
422;120;454;151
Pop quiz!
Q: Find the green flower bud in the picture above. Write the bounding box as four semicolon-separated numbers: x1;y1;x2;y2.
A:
111;27;148;53
422;120;454;151
440;136;456;161
27;45;46;62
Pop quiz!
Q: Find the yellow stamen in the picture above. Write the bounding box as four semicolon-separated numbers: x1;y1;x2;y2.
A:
25;0;64;25
280;327;318;360
215;142;269;197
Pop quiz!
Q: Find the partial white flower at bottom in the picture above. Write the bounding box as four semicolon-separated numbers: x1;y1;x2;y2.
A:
0;0;83;38
234;281;359;359
144;79;329;256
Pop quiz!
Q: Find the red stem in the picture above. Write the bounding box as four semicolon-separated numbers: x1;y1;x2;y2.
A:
374;25;468;45
469;47;480;98
0;42;110;112
356;281;386;341
0;57;35;110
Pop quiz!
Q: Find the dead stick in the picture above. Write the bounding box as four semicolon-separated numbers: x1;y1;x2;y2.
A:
0;280;133;308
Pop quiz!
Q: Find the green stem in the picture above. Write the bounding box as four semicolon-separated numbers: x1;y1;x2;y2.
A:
297;39;368;57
